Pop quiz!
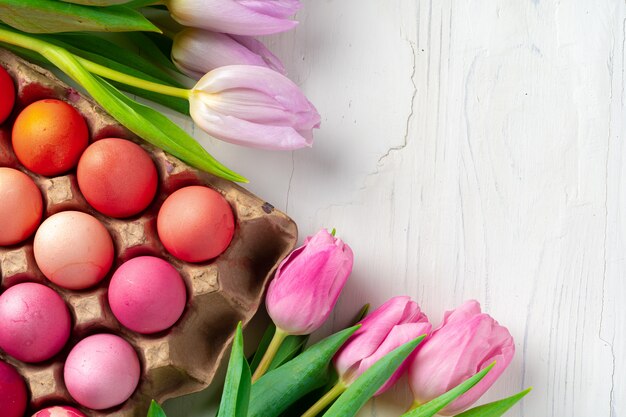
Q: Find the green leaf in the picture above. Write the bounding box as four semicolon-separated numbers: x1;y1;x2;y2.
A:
124;32;180;73
350;303;370;325
0;0;159;33
453;388;532;417
40;46;245;182
248;326;360;417
217;323;251;417
147;400;167;417
401;363;496;417
249;323;309;374
60;0;133;5
322;335;426;417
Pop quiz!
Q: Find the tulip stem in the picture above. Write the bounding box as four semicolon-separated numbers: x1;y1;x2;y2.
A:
300;380;347;417
251;327;288;382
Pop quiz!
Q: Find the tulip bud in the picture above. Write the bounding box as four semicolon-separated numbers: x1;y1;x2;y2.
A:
333;296;432;395
189;65;320;150
172;29;285;79
408;300;515;415
167;0;301;36
266;229;353;335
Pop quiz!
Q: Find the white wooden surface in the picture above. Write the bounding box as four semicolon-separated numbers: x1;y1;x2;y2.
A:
166;1;626;416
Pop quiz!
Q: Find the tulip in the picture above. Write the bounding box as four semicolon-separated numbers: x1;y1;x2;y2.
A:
172;29;285;79
189;65;320;150
251;229;353;381
167;0;301;36
408;300;515;416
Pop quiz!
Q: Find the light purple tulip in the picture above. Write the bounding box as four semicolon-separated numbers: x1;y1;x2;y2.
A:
167;0;301;36
408;300;515;415
266;229;353;335
172;29;285;79
189;65;320;149
333;296;431;395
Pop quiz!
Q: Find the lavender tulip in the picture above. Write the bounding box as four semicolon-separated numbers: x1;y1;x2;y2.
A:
189;65;320;150
266;229;353;335
408;300;515;415
167;0;301;36
333;296;432;395
172;29;285;79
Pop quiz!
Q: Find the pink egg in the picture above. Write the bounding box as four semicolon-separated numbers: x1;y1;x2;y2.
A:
0;360;28;417
32;406;86;417
0;283;71;363
157;186;235;262
0;167;43;246
64;334;140;410
108;256;186;334
34;211;114;290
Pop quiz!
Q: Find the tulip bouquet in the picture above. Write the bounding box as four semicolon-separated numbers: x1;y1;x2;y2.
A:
0;0;321;182
147;229;530;417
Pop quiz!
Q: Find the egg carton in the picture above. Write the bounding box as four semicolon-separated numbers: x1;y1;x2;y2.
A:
0;48;297;417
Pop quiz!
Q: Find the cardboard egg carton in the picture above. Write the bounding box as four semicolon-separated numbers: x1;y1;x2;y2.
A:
0;49;297;417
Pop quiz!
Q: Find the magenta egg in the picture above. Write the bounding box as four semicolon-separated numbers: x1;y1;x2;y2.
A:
0;283;71;363
64;334;140;410
108;256;187;334
0;360;28;417
31;405;87;417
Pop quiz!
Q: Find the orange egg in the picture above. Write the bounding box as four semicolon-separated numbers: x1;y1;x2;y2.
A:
0;167;43;246
0;66;15;125
12;99;88;176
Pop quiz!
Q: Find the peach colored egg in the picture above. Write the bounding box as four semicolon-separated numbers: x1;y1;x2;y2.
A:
0;167;43;246
108;256;187;334
0;360;27;417
32;406;86;417
77;138;158;218
34;211;114;290
157;186;235;262
0;283;71;363
64;334;140;410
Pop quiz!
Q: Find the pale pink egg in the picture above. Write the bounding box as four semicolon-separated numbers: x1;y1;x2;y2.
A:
108;256;187;334
0;360;28;417
64;334;140;410
34;211;114;290
157;186;235;262
0;167;43;246
0;283;71;363
32;405;86;417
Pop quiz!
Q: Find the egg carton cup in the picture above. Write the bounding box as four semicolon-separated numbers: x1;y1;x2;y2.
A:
0;48;298;416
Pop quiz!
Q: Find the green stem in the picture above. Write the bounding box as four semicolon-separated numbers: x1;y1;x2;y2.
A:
301;380;347;417
251;327;288;382
0;26;190;99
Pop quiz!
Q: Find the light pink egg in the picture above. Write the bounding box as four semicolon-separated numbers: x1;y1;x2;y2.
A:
0;360;28;417
34;211;114;290
32;405;86;417
108;256;187;334
0;283;71;363
0;167;43;246
64;334;140;410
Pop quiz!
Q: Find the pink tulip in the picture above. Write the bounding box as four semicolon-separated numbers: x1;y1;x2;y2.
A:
266;229;353;335
167;0;301;36
333;296;431;395
189;65;320;150
408;300;515;415
172;29;285;79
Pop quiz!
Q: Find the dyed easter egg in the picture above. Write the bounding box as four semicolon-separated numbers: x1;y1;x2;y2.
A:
109;256;187;334
0;167;43;246
77;138;158;218
0;283;71;363
157;186;235;262
0;65;15;124
64;334;140;410
32;405;86;417
34;211;114;290
12;99;88;176
0;360;27;417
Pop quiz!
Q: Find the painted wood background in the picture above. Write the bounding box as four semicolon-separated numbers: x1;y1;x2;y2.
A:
166;1;626;416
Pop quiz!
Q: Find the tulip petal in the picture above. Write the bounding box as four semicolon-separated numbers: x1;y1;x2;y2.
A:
236;0;302;18
232;35;286;74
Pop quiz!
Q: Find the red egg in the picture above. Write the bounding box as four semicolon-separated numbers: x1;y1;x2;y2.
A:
0;360;27;417
0;65;15;125
77;138;158;218
31;406;86;417
0;167;43;246
157;186;235;262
